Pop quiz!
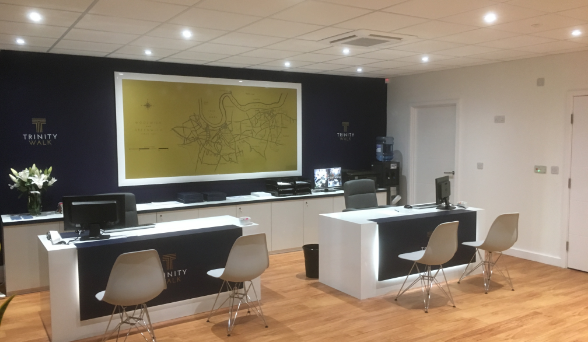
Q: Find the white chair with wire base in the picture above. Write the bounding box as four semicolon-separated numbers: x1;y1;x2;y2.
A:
206;233;269;336
458;213;519;294
95;249;166;342
395;221;459;313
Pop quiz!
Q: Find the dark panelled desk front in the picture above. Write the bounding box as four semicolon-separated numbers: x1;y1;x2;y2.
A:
372;210;476;281
76;225;242;321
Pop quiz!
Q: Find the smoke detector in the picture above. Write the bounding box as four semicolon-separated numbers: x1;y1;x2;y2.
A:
320;30;416;48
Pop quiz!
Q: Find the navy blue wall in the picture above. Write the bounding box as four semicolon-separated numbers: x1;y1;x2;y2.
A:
0;50;387;215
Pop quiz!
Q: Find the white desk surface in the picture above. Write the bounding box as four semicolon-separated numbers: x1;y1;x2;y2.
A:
321;206;481;225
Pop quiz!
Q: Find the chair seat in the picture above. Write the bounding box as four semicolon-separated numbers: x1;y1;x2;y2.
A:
398;250;425;262
463;241;484;248
207;268;224;279
95;290;105;301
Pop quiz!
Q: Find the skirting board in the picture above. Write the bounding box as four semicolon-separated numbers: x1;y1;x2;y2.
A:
503;248;562;268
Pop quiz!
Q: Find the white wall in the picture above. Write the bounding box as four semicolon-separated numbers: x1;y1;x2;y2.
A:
387;50;588;267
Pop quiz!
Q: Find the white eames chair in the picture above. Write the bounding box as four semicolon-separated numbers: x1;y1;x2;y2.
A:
95;249;166;342
458;213;519;293
206;234;269;336
395;221;459;313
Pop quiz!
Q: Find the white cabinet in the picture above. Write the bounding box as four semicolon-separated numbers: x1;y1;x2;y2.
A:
157;209;198;223
333;195;345;212
303;198;334;245
138;213;156;225
237;203;272;250
199;206;236;218
271;200;304;251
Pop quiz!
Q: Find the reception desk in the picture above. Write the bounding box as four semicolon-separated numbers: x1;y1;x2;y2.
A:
319;206;483;300
39;215;260;342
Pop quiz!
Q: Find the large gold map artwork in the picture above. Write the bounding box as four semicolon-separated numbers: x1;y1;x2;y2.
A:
122;79;298;179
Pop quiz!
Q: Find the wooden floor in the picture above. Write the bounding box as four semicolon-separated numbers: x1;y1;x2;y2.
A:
2;252;588;342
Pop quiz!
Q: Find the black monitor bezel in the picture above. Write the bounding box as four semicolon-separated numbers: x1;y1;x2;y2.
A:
63;194;127;232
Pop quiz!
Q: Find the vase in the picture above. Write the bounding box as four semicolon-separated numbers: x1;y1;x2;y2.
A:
28;191;42;216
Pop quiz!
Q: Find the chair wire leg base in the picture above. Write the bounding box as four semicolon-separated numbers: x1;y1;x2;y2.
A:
101;304;156;342
458;250;514;293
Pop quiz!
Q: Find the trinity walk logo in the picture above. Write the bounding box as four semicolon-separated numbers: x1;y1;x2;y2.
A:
161;254;187;285
337;121;354;141
24;118;57;145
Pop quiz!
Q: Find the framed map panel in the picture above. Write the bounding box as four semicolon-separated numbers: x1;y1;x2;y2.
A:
114;72;301;186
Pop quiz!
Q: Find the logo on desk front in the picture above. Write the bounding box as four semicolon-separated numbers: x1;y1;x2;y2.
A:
161;253;187;285
23;118;57;146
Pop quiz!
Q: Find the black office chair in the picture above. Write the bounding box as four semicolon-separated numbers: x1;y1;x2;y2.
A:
343;179;389;212
97;193;139;227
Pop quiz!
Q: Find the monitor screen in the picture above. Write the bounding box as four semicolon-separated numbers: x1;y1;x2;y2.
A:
63;194;127;232
314;167;342;189
435;176;455;210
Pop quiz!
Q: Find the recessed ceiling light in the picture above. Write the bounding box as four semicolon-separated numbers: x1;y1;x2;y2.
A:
484;12;497;23
239;80;243;82
357;67;362;72
572;29;582;37
421;56;429;62
145;49;152;55
16;38;25;45
28;12;42;22
182;30;192;38
343;48;350;55
284;61;291;67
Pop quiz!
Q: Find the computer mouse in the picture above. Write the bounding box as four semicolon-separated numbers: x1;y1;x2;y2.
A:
404;205;412;209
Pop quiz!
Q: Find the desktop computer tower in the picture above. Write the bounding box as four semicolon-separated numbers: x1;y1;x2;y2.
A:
371;161;399;187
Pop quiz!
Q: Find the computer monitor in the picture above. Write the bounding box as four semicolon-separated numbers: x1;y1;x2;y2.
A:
63;194;127;240
435;176;455;210
314;167;342;191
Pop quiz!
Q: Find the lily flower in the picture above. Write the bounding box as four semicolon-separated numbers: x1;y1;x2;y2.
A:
48;177;57;186
29;173;48;189
9;174;17;183
18;169;29;181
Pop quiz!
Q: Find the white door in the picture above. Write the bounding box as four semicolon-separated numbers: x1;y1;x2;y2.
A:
412;104;457;204
568;95;588;271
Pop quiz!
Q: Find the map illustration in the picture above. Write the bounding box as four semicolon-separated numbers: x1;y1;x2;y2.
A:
119;76;299;182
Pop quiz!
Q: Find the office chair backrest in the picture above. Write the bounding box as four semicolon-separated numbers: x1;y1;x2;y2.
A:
103;249;166;307
98;193;138;227
420;221;459;266
481;213;519;252
343;179;378;210
221;234;269;283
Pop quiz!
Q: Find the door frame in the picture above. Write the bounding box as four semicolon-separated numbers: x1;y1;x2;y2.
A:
408;99;461;205
563;90;588;268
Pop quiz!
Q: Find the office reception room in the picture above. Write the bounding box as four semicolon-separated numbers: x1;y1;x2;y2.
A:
2;0;588;341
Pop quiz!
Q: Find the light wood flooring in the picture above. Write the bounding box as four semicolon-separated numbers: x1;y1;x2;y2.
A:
2;252;588;342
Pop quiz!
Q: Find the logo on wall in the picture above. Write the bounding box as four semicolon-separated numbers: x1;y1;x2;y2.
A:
337;121;354;141
162;253;187;285
24;118;57;145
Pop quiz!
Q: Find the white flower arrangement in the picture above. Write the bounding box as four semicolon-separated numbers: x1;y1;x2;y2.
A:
8;164;57;197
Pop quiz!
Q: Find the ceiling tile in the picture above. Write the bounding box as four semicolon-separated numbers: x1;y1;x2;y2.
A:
0;21;67;38
438;28;519;44
0;0;93;12
170;8;261;31
395;40;465;53
394;21;477;39
0;33;56;47
75;14;160;35
531;24;588;40
440;3;546;27
0;43;48;52
63;28;139;44
393;53;456;63
215;55;276;65
559;6;588;21
355;49;418;59
160;57;208;64
383;0;497;20
312;45;372;56
108;52;161;61
210;32;284;48
287;53;340;62
431;56;493;65
130;36;199;50
264;39;327;52
272;1;370;26
260;60;314;68
53;39;123;53
334;12;428;32
364;59;415;68
435;45;499;56
338;66;382;74
478;35;555;49
196;0;303;17
114;45;180;57
49;48;108;57
326;56;383;66
206;61;255;67
240;49;301;59
490;14;588;34
0;3;82;27
172;50;230;61
506;0;588;13
319;0;406;10
146;24;227;42
299;62;347;71
396;63;449;71
188;43;254;55
238;19;323;38
89;0;187;22
467;49;539;60
515;40;587;53
153;0;201;5
296;27;353;41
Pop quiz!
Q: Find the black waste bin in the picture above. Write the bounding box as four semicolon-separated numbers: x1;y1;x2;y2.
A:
302;244;319;278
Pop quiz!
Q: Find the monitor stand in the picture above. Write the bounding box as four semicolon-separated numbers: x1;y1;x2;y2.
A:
80;224;111;241
436;197;456;210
